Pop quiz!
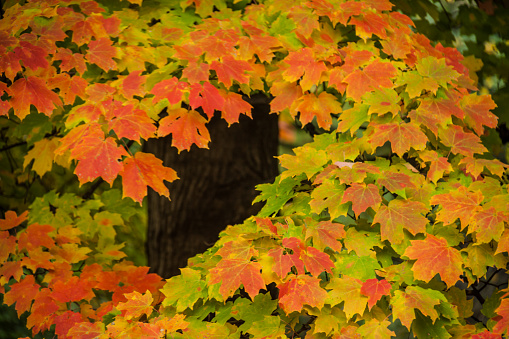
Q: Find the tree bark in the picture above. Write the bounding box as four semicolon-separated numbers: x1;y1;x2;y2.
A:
144;94;279;278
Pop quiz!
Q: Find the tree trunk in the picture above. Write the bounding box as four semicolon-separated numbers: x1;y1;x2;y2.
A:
144;94;279;278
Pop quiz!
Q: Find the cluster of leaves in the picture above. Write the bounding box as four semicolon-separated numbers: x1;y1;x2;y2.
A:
1;0;509;338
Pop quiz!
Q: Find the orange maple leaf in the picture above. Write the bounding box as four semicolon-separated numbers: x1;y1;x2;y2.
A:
157;108;211;152
120;152;178;204
404;234;463;287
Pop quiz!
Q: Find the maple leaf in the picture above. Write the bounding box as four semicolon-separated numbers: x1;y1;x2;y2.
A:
343;59;397;101
360;279;391;310
0;210;28;231
23;138;59;177
216;239;259;260
461;93;498;136
439;125;488;157
278;275;327;313
416;56;460;89
404;234;463;287
211;55;253;88
469;206;506;243
391;285;445;330
106;102;156;141
13;41;49;70
460;157;507;179
268;246;305;279
67;322;105;339
305;220;345;252
3;275;40;316
282;48;327;91
161;268;207;312
337;103;370;136
47;73;88;105
54;48;87;75
50;243;91;264
419;150;453;183
341;183;381;215
157;108;210;152
53;311;83;339
120;152;178;204
294;92;342;129
368;121;428;156
350;12;388;41
121;70;147;99
188;82;225;118
150;77;188;106
310;178;349;220
279;146;328;180
116;290;154;320
86;37;118;71
373;199;428;244
430;185;483;227
377;170;416;194
182;61;210;83
219;91;253;125
301;246;334;276
397;71;439;98
326;275;368;320
209;258;265;299
8;76;62;120
363;88;400;116
71;136;128;185
51;275;95;302
493;298;509;335
357;319;394;339
270;81;303;113
18;223;55;251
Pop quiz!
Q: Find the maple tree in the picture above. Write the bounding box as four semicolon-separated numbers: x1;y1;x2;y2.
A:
1;0;509;338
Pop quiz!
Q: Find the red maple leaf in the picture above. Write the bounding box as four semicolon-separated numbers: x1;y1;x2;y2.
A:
343;59;397;101
120;152;178;204
8;76;62;120
210;55;253;88
182;61;210;83
106;102;156;141
157;108;211;152
47;73;88;105
53;311;83;338
150;77;188;105
220;91;253;125
360;279;391;310
404;234;463;287
350;12;389;40
209;258;265;299
282;47;327;91
188;82;225;118
13;41;49;70
278;275;328;313
3;275;40;316
71;136;128;185
18;223;55;251
341;183;381;215
301;246;334;276
122;70;147;99
54;48;87;75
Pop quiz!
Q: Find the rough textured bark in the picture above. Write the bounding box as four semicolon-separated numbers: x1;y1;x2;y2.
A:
144;94;279;278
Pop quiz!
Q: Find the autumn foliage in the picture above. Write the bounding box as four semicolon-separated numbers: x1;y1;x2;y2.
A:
1;0;508;338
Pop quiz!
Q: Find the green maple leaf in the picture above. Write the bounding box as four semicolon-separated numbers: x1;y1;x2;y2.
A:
161;268;207;312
